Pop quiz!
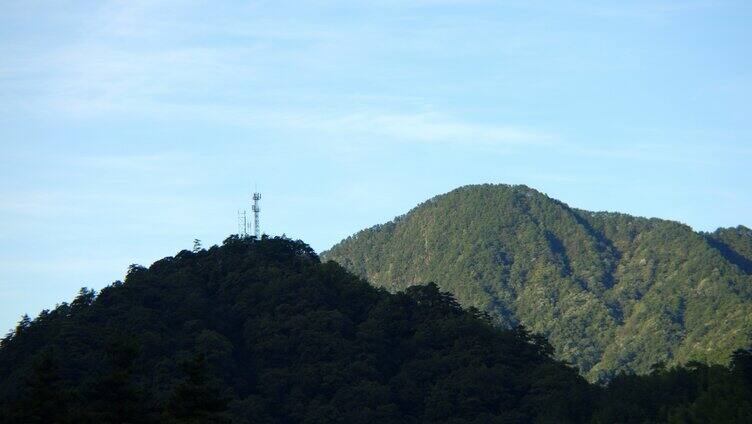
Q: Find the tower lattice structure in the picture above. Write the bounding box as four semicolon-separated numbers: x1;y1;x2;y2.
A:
252;192;261;238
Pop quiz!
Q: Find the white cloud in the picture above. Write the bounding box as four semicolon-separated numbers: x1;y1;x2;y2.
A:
2;0;742;163
265;111;554;149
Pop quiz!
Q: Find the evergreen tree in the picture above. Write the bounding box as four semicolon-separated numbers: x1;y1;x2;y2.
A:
10;349;71;424
83;336;153;423
165;354;229;424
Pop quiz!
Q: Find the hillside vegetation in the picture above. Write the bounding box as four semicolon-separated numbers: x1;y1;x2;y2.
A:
2;236;751;422
0;236;596;423
323;184;752;381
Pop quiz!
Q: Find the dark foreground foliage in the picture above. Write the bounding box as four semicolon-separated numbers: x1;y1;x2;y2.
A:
593;350;752;423
0;236;593;423
1;236;751;423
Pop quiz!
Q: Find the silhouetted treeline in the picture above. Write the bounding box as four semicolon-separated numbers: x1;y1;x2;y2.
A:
1;236;751;423
593;352;752;423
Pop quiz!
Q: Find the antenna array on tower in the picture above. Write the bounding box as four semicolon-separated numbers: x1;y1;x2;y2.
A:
236;189;262;239
252;192;261;238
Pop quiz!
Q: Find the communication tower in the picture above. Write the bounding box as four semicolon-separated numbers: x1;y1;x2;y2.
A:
237;210;248;237
252;191;261;238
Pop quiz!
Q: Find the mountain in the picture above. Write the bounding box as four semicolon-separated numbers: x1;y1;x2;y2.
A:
323;184;752;381
0;236;596;423
3;235;752;423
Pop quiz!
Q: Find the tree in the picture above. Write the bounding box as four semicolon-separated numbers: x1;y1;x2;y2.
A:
10;349;71;424
165;354;229;423
84;336;153;423
731;346;752;388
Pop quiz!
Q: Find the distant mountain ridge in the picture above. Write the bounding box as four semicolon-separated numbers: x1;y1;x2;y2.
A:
323;184;752;381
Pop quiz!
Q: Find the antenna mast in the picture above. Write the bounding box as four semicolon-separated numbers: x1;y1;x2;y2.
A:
237;210;248;237
252;191;261;238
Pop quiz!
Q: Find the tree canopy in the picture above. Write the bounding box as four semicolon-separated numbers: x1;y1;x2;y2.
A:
323;184;752;382
2;235;751;422
0;236;596;423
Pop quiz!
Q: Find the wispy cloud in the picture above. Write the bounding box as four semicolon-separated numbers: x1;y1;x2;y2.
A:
568;1;728;19
0;0;559;145
310;112;535;141
491;0;731;19
64;152;195;173
1;0;746;163
266;111;555;150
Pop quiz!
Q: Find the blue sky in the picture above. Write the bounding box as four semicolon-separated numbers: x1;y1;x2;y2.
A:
1;0;751;332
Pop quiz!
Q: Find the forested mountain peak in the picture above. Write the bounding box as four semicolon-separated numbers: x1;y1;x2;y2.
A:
324;184;752;381
0;235;597;423
2;234;752;422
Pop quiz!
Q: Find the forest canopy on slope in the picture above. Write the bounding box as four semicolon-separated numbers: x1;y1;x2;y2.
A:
323;184;752;381
0;236;596;423
1;236;751;423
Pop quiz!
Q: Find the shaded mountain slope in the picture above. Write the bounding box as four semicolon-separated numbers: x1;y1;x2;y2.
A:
705;225;752;274
323;184;752;381
0;236;595;423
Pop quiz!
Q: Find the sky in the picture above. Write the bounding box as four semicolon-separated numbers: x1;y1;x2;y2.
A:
1;0;751;332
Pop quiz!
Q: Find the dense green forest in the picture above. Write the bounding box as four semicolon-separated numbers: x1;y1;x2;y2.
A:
0;236;595;423
1;236;751;422
323;184;752;382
